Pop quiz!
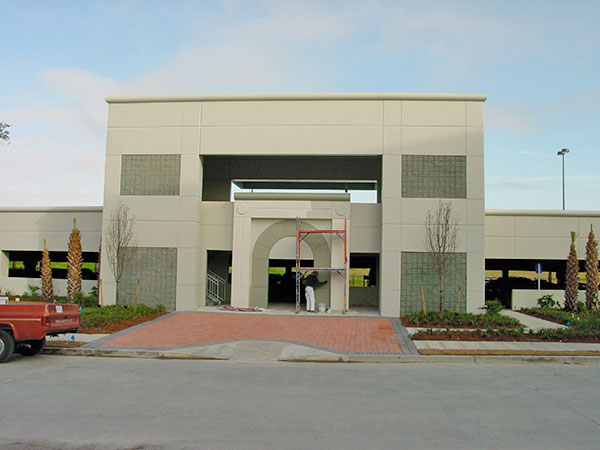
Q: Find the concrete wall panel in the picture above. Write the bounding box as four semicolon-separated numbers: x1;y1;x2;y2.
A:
467;156;485;200
200;126;383;155
515;237;569;259
350;226;381;253
382;126;402;154
201;202;234;225
133;222;179;247
485;236;516;258
399;198;468;225
349;204;381;227
515;216;580;238
466;102;484;126
485;215;515;237
109;103;187;127
104;155;121;196
402;127;466;155
381;155;402;198
201;100;382;126
467;200;485;226
202;225;233;250
382;101;402;125
402;101;466;126
466;127;484;155
121;128;183;154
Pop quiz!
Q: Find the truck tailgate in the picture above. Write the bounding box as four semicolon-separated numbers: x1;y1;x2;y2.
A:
0;303;80;340
45;304;80;335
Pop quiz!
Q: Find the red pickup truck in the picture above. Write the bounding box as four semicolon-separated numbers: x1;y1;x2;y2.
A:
0;302;80;363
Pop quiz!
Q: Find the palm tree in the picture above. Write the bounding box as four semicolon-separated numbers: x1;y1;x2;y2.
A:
41;239;53;300
564;232;579;312
585;225;598;310
0;122;9;143
67;218;82;302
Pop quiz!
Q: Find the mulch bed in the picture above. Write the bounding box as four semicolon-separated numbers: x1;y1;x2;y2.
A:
411;329;600;343
400;317;520;329
418;348;600;356
78;312;168;334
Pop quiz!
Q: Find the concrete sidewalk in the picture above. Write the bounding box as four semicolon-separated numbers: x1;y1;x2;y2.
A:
500;309;567;331
40;309;600;363
46;333;110;343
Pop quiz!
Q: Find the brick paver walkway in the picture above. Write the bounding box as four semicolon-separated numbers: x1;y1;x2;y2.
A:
100;312;403;354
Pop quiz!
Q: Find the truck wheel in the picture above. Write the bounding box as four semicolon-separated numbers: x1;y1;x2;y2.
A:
0;330;15;363
17;338;46;356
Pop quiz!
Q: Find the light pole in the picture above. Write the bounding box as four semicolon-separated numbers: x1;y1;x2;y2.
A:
556;148;570;210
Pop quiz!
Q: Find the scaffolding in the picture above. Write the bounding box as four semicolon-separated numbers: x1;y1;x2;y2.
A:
295;217;348;314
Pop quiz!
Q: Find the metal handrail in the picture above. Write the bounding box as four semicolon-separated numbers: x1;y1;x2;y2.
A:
206;270;226;305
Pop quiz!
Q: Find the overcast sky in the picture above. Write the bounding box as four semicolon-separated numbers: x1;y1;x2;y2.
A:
1;0;598;210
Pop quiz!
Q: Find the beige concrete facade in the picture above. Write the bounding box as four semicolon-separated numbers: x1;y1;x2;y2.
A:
485;210;600;259
8;93;596;317
0;205;597;313
0;207;101;297
99;93;488;315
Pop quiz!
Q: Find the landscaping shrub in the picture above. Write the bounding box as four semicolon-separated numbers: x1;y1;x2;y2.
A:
533;327;600;342
482;299;503;315
520;307;600;326
521;306;600;341
404;310;521;328
80;304;166;328
73;291;99;308
413;326;526;341
22;284;41;300
537;294;559;309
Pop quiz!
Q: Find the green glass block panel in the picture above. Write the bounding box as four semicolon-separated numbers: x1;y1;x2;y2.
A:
119;247;177;310
121;154;181;196
402;155;466;199
400;251;467;315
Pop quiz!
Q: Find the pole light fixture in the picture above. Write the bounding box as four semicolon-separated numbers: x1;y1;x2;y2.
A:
556;148;570;210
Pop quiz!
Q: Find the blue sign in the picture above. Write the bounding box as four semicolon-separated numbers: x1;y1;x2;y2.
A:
535;263;543;274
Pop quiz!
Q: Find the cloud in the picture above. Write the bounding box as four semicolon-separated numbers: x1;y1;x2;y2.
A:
485;105;535;134
487;174;599;188
1;0;599;209
2;2;360;206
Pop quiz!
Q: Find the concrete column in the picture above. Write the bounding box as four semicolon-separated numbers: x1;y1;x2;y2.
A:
380;153;402;317
231;215;252;307
330;218;348;311
0;251;9;277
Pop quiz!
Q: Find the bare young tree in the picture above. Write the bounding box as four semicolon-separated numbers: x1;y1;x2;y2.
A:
425;201;459;313
105;203;137;305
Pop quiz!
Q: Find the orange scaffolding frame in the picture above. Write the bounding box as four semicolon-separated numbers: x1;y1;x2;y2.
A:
295;217;348;314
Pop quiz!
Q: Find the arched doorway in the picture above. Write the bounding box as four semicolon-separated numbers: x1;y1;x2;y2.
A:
250;220;330;308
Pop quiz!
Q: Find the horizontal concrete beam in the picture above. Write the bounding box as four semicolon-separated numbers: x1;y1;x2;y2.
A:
106;92;488;104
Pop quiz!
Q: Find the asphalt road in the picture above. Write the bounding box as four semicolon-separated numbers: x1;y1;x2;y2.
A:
1;355;599;449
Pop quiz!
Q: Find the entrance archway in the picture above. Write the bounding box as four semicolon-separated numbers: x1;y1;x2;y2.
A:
250;220;330;308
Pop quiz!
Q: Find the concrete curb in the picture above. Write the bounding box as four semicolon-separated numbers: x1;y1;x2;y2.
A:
42;347;600;364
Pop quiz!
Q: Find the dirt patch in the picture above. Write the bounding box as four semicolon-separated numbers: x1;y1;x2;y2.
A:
78;312;168;334
418;348;600;356
411;329;600;343
45;341;86;348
